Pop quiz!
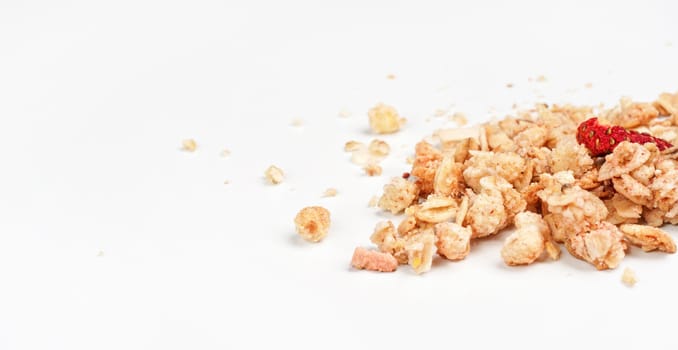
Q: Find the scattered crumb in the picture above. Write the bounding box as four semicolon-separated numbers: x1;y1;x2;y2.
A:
264;165;284;185
344;140;363;152
368;103;403;134
536;75;547;82
666;41;673;47
322;188;338;197
425;117;432;122
290;118;304;127
406;156;414;164
450;112;468;126
181;139;197;152
584;82;593;89
368;139;390;157
364;164;383;176
433;109;447;117
368;195;379;207
338;108;352;118
294;206;331;242
506;83;514;88
622;267;637;287
220;149;231;157
96;250;104;257
224;180;230;185
386;74;396;80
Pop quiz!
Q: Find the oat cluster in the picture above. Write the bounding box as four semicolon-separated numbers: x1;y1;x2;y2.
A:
353;91;678;273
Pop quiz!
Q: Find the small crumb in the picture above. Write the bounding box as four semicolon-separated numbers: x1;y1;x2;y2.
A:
433;109;447;117
536;75;547;83
220;149;231;157
406;156;415;164
450;112;467;126
264;165;284;185
344;140;363;152
368;103;403;134
338;108;352;118
368;139;390;157
290;118;304;127
584;82;593;88
506;83;514;88
96;250;104;257
666;41;673;47
224;180;230;185
622;267;637;287
364;163;383;176
425;117;432;122
294;206;331;242
368;195;379;207
386;74;396;80
181;139;197;152
322;188;338;197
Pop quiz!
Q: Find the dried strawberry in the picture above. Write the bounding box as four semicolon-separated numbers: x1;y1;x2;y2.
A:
576;117;672;156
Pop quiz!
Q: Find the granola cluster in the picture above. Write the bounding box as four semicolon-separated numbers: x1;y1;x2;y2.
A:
353;91;678;273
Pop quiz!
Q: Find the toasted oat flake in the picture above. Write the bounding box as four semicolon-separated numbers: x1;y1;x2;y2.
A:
322;188;338;197
622;267;637;287
181;139;197;152
264;165;284;185
294;206;331;243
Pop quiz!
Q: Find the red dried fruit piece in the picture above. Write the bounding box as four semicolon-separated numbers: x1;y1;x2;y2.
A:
576;117;672;157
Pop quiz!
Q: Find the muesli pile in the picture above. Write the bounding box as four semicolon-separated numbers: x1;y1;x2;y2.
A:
351;92;678;273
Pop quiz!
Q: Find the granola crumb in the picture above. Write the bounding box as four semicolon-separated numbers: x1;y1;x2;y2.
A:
536;75;547;82
338;108;352;118
450;112;468;126
181;139;197;152
290;118;304;126
220;149;231;157
406;156;415;164
322;188;338;197
351;247;398;272
364;163;383;176
506;83;514;88
622;267;637;287
386;74;396;80
264;165;284;185
368;103;403;134
96;250;104;257
224;180;230;185
584;82;593;88
368;139;390;157
294;206;331;243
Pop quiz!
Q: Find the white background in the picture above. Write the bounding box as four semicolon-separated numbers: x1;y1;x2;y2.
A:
1;1;678;349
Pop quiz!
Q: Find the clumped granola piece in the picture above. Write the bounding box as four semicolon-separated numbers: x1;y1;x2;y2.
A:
364;163;383;176
549;138;594;177
368;103;404;134
294;206;331;242
619;224;676;253
181;139;197;152
612;174;652;206
378;177;419;214
565;221;625;270
433;155;465;196
351;247;398;272
411;141;443;195
462;150;527;192
621;267;637;287
370;221;407;263
465;176;526;238
265;165;285;184
435;222;472;260
405;230;436;274
606;97;659;129
538;171;608;243
598;141;651;181
501;212;549;266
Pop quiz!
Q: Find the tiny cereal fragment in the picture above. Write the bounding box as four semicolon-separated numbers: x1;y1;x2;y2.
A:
344;140;363;152
181;139;197;152
351;247;398;272
322;188;338;197
290;118;304;126
368;195;379;208
368;103;403;134
364;163;383;176
294;206;331;242
386;74;396;80
220;149;231;157
450;112;468;126
619;224;676;253
368;139;390;157
264;165;285;184
622;267;637;287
